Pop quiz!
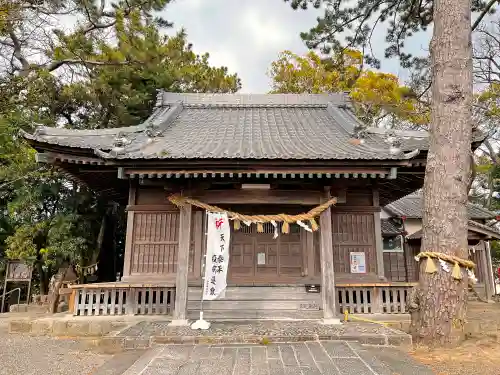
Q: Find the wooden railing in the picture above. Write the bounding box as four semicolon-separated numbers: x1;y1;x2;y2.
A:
336;283;416;314
70;283;175;316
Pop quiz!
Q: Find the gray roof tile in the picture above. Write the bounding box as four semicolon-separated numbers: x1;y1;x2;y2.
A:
381;219;403;235
23;91;433;160
385;192;497;220
407;219;500;240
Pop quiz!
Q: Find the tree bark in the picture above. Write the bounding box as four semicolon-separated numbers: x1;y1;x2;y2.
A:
411;0;473;346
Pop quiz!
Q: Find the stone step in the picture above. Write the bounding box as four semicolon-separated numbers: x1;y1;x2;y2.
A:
188;286;318;301
188;299;320;311
187;309;323;320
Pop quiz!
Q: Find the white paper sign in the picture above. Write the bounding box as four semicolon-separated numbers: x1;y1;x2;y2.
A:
350;252;366;274
202;212;230;300
257;252;266;265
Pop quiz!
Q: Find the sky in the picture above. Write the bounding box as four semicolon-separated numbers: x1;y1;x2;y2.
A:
162;0;432;93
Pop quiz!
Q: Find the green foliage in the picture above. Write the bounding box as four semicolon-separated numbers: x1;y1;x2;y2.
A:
0;0;241;289
284;0;495;68
269;49;428;126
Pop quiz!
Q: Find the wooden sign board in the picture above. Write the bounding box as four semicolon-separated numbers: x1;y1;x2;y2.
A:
305;284;321;293
5;261;32;281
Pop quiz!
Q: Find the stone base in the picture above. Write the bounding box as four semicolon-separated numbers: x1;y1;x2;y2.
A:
168;319;189;327
321;318;342;325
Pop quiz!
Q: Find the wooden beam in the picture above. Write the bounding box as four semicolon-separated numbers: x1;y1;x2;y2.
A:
373;188;385;279
171;204;192;325
193;189;322;205
122;184;137;280
319;187;338;322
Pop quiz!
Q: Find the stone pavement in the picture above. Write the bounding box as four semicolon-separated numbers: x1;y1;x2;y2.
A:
112;342;434;375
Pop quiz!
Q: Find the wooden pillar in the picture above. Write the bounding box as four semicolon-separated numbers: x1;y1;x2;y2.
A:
319;188;340;323
485;241;495;298
170;204;192;325
479;242;493;300
372;188;385;279
122;184;137;281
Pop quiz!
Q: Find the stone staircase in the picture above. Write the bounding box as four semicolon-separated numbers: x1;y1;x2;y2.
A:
187;286;323;320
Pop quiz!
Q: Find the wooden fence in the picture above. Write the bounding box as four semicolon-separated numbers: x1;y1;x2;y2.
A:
71;284;175;316
337;284;415;314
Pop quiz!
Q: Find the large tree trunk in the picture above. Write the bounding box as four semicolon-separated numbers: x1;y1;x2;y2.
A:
410;0;473;346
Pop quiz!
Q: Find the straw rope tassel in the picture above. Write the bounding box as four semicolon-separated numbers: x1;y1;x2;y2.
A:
282;221;290;234
233;219;241;231
425;256;437;273
452;262;462;280
309;218;319;231
257;222;264;233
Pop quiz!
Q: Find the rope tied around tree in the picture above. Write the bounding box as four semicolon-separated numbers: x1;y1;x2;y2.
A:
167;193;337;233
415;251;476;281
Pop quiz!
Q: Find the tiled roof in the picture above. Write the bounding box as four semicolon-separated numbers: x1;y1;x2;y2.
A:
381;219;403;235
384;192;497;220
23;92;432;161
407;220;500;240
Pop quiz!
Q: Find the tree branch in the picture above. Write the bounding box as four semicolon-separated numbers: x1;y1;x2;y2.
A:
8;28;30;71
472;0;498;31
45;58;129;72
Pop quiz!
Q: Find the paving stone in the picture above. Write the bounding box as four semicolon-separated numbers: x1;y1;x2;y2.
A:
268;358;286;375
266;344;281;359
216;351;237;375
321;341;357;358
234;347;251;373
300;366;323;375
191;344;212;359
198;359;223;375
209;346;223;358
314;362;342;375
158;345;193;360
251;346;267;365
250;364;270;375
332;358;373;375
291;343;316;367
355;346;434;375
305;342;331;363
176;361;200;375
279;344;298;366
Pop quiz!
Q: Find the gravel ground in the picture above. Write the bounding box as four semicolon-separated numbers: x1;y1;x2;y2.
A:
0;329;111;375
411;336;500;375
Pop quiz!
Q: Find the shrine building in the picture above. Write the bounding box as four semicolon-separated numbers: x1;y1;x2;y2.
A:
22;91;489;322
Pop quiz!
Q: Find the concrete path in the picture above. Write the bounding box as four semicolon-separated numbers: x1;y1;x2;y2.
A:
112;342;434;375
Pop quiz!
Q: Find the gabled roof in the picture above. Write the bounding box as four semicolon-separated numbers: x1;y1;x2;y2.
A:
381;219;403;236
23;91;432;161
384;191;497;220
407;219;500;240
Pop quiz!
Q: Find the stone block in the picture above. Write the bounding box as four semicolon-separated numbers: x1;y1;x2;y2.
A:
31;320;52;335
52;320;69;336
9;304;28;313
9;320;31;333
65;320;90;336
95;337;126;354
89;321;113;336
124;338;151;350
358;334;387;346
387;334;412;348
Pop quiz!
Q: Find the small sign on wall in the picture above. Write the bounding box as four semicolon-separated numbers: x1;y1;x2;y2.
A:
350;252;366;273
257;252;266;265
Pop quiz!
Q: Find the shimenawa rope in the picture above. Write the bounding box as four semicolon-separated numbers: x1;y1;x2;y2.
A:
167;194;337;233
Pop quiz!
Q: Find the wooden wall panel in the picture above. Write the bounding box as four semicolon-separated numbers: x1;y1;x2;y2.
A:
331;212;377;274
384;242;420;282
131;211;180;275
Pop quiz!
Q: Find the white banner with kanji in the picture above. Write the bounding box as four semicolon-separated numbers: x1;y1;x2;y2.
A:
202;212;230;300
